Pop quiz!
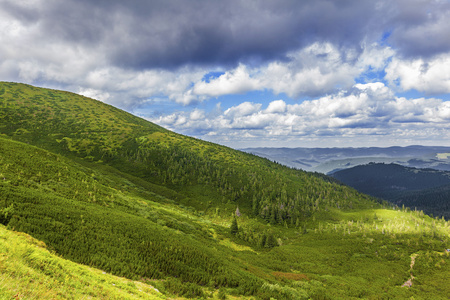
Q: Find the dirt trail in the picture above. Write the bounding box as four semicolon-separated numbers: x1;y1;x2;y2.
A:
402;254;418;287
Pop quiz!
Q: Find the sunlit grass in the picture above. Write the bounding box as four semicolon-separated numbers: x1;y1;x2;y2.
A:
219;238;256;252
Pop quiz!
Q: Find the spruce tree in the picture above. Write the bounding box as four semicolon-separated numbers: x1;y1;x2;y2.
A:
252;196;259;216
230;216;239;235
266;233;278;248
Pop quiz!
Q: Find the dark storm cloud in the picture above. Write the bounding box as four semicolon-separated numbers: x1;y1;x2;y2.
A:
108;0;389;69
2;0;388;70
387;0;450;58
2;0;111;46
5;0;450;70
2;1;40;25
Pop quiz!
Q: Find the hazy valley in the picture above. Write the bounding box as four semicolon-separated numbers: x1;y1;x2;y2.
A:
241;146;450;174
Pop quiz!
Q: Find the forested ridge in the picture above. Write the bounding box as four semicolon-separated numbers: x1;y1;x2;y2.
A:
1;82;450;299
332;163;450;219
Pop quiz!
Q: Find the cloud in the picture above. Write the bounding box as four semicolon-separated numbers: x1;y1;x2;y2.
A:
149;83;450;147
387;0;450;58
260;43;361;97
75;66;207;108
4;0;446;73
386;97;449;123
1;38;396;107
385;54;450;94
189;109;205;121
192;65;259;97
189;43;395;100
265;100;287;114
80;0;385;69
224;102;262;118
1;0;447;105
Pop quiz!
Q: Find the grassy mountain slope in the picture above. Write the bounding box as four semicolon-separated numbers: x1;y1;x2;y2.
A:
1;82;450;299
0;225;164;300
0;136;263;298
0;82;377;226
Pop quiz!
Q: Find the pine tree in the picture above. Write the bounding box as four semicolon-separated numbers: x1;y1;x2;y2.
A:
258;233;267;248
252;196;259;216
230;216;239;235
266;233;278;248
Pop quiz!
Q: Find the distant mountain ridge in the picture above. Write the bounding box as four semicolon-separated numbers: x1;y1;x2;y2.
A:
241;146;450;173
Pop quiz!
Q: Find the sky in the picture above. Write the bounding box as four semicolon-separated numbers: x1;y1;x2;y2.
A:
1;0;450;148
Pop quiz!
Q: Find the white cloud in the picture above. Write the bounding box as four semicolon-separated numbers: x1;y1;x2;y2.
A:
437;101;450;120
187;42;395;101
158;114;178;125
224;102;262;117
265;100;286;114
74;66;207;108
229;112;276;129
357;43;395;71
190;109;205;121
192;65;260;98
385;53;450;94
260;43;360;97
150;83;450;147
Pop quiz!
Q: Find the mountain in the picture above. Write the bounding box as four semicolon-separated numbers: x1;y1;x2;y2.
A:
241;146;450;174
2;82;450;299
331;163;450;219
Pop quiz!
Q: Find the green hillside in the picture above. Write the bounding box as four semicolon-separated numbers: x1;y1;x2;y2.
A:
0;82;373;225
1;82;450;299
0;224;164;299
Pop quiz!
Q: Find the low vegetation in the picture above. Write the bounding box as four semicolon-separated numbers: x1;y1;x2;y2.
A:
0;224;164;299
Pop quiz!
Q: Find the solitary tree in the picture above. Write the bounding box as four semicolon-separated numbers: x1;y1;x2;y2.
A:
266;232;278;248
230;216;239;235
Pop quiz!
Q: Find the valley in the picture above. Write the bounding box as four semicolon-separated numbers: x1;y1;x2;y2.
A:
241;146;450;174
